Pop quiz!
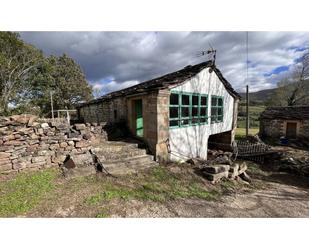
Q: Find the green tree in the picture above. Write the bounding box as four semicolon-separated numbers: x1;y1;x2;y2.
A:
0;32;43;114
29;54;93;116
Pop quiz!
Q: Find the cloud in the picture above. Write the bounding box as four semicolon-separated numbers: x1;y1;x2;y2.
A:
20;31;309;93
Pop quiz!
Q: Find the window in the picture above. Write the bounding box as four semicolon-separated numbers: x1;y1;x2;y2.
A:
210;96;223;123
169;91;209;128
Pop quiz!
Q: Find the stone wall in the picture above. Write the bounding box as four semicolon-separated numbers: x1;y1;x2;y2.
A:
0;115;107;174
260;118;309;139
78;97;127;124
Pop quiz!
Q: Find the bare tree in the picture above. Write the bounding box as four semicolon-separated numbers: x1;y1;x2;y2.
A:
268;52;309;107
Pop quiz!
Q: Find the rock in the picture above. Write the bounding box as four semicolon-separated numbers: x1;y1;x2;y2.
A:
49;144;60;150
67;141;75;146
4;140;24;146
27;115;38;126
239;172;252;183
36;128;44;135
238;162;248;175
82;133;92;140
31;156;47;163
203;171;228;182
71;153;93;166
2;134;15;141
229;163;240;178
10;114;37;125
75;141;89;148
203;164;230;174
41;123;49;129
74;123;86;130
0;160;13;171
59;142;68;148
0;152;10;158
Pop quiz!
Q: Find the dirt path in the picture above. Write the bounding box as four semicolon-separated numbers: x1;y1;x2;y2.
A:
109;180;309;218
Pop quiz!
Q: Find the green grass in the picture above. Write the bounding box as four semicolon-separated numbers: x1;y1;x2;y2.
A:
84;167;219;207
0;169;57;217
235;127;259;140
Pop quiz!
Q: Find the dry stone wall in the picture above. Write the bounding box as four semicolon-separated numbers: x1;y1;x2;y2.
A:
0;115;108;174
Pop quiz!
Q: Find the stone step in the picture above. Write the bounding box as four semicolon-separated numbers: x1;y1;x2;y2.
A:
96;148;147;160
93;142;140;153
99;154;157;175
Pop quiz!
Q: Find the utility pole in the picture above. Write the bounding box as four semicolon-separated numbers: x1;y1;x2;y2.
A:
50;91;54;121
246;85;249;137
245;31;249;137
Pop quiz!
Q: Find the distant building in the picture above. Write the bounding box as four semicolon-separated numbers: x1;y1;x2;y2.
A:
76;61;240;162
260;106;309;140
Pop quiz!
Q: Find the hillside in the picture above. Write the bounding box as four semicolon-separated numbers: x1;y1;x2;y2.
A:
239;88;276;104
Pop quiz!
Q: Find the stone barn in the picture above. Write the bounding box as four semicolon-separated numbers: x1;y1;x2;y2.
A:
77;61;241;162
260;106;309;140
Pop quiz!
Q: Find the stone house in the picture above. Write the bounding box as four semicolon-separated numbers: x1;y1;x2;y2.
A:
77;61;241;162
260;106;309;140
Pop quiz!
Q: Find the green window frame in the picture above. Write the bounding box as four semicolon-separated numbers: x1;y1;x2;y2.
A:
169;91;209;128
210;95;224;123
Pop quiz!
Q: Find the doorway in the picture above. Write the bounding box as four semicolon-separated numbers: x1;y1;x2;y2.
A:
286;122;297;139
134;99;143;137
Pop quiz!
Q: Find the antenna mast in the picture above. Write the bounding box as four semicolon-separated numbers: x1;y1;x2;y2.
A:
197;45;217;65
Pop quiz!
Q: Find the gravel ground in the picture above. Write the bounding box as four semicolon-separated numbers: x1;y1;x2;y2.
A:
109;176;309;218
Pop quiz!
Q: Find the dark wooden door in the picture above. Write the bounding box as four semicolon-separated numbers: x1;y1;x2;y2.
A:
286;122;297;139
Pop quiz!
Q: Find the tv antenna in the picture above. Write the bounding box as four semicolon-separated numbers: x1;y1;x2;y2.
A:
196;43;217;65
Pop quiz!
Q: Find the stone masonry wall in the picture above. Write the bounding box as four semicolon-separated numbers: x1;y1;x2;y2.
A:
0;115;107;174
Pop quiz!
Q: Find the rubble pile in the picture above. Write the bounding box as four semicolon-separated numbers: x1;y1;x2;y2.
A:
0;114;108;174
200;150;251;183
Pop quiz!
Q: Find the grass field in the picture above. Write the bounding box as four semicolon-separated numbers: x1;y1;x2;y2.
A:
235;127;259;140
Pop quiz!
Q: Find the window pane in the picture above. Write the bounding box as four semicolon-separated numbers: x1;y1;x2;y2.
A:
181;119;189;125
211;107;217;116
218;115;223;122
192;118;199;124
211;116;217;122
170;120;179;127
218;98;223;106
201;96;207;105
170;107;179;118
192;107;198;117
181;107;189;117
170;93;179;105
200;107;207;116
211;97;217;106
192;95;199;105
182;94;190;105
200;117;207;123
218;107;223;116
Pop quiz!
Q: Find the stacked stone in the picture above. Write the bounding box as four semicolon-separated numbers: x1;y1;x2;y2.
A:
0;114;108;174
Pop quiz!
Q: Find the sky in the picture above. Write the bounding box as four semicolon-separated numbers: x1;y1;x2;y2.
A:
20;32;309;95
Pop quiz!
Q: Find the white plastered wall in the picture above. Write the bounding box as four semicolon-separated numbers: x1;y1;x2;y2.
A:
169;68;235;161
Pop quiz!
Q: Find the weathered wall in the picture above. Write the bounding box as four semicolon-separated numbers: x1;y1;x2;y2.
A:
169;68;236;161
0;115;107;174
260;118;309;139
78;97;127;124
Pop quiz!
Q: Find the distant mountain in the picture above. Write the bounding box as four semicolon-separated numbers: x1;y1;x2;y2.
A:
239;88;276;104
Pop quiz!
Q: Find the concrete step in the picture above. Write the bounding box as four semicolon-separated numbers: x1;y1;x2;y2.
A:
93;142;139;154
